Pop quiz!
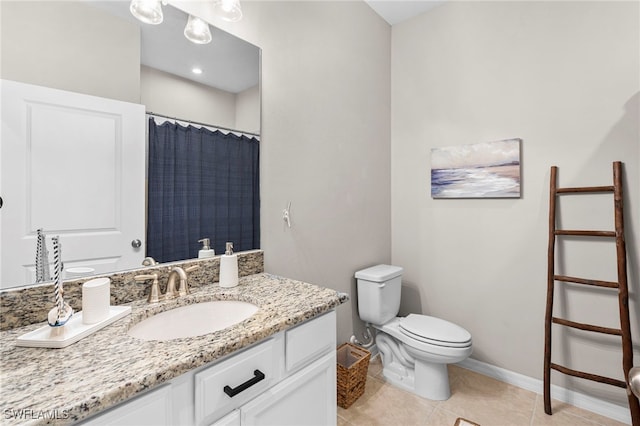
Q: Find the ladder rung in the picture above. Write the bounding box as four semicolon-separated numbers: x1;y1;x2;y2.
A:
550;363;627;388
552;317;622;335
554;275;619;289
555;230;616;237
556;186;614;194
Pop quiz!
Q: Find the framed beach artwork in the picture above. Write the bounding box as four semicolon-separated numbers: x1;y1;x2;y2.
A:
431;138;521;198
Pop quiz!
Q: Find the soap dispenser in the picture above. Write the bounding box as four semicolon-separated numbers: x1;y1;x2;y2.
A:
219;242;238;288
198;238;215;259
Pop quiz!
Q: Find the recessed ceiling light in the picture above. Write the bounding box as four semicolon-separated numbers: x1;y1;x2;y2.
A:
192;67;203;75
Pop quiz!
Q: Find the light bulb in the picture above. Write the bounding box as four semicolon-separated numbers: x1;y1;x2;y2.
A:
214;0;243;22
184;15;212;45
129;0;163;25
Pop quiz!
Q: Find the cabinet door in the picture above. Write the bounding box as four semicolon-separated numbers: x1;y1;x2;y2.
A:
241;352;336;426
210;410;241;426
285;311;336;373
80;385;172;426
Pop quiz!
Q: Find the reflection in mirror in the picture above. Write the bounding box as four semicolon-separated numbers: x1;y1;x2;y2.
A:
0;0;260;288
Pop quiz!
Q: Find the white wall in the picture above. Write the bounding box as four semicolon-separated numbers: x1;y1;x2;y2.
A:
391;1;639;408
172;0;392;344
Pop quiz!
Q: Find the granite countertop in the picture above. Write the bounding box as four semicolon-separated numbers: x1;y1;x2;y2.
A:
0;273;348;425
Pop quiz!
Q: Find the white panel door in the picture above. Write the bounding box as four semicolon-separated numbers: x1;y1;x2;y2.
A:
0;79;145;288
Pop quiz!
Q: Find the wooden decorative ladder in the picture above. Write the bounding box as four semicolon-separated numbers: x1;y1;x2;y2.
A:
544;161;639;425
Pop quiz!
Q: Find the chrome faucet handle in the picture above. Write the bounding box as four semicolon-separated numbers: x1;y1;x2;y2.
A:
178;265;200;296
134;273;160;304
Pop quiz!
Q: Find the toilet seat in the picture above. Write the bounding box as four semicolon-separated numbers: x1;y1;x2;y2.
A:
375;317;472;363
399;314;471;348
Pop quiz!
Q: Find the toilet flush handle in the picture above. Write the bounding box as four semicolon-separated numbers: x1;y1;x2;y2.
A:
377;283;386;288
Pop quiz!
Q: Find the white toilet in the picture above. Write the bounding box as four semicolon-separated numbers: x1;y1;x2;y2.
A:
355;264;472;400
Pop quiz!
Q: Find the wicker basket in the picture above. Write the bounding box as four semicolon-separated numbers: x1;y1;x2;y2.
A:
336;342;371;409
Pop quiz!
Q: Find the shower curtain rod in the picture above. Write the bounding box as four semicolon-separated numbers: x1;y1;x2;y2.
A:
146;111;260;138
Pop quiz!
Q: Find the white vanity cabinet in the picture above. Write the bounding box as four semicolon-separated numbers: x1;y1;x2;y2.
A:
81;311;337;426
80;384;173;426
237;352;336;426
212;310;337;426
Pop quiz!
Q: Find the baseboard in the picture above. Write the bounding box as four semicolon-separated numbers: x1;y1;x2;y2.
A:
457;357;632;425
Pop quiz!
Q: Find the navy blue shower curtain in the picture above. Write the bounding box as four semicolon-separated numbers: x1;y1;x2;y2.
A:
146;119;260;263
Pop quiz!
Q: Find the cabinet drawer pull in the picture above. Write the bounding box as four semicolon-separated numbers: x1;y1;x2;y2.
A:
223;369;265;397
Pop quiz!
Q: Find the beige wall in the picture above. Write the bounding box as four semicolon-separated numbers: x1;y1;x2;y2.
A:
141;65;237;128
391;1;639;408
0;1;140;103
141;67;259;132
236;84;260;134
172;0;393;345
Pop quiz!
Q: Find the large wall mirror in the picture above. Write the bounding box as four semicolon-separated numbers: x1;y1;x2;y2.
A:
0;0;261;288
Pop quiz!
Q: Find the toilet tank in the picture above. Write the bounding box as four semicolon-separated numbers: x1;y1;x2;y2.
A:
355;264;403;325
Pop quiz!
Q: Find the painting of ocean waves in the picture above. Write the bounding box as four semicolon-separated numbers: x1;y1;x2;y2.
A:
431;139;521;198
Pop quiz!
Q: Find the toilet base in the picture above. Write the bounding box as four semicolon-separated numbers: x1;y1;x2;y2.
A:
415;360;450;400
380;359;415;394
375;329;459;401
379;356;452;401
372;318;471;402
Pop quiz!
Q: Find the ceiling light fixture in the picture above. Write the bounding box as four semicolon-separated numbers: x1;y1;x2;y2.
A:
184;15;212;44
130;1;242;44
129;0;163;25
213;0;243;22
192;67;203;75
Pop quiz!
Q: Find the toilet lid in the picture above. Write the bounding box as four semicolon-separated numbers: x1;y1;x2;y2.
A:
399;314;471;348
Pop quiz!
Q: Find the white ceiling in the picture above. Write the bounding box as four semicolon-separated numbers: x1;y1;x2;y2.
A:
365;0;446;25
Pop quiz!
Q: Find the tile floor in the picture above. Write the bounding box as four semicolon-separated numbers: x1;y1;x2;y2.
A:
337;356;628;426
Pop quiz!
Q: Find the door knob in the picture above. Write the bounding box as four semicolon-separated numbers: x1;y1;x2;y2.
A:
131;239;142;248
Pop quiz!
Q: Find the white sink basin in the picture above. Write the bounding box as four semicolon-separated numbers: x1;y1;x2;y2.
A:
128;301;259;341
